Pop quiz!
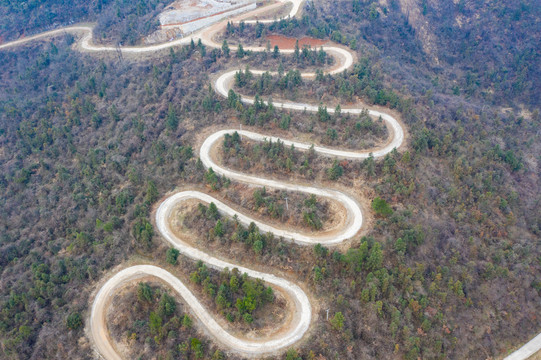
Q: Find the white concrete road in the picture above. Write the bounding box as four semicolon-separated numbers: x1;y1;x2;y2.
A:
504;334;541;360
2;0;536;359
90;117;397;358
213;70;404;159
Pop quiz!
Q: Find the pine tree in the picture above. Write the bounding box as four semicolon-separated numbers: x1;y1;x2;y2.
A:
367;242;383;271
331;312;345;331
166;104;178;130
222;39;230;57
273;45;280;58
237;43;245;58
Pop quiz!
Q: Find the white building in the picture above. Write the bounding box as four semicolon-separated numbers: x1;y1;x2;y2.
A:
159;0;257;34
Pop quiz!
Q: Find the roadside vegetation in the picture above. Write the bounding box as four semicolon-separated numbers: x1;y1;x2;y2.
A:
220;129;384;183
186;261;277;325
107;282;226;359
203;181;332;231
181;195;327;260
93;0;170;45
0;0;170;45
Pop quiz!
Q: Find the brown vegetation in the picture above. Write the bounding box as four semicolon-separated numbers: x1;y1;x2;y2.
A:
0;1;539;359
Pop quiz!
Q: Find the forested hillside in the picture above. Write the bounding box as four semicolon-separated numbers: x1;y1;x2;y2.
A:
0;0;539;359
0;0;169;45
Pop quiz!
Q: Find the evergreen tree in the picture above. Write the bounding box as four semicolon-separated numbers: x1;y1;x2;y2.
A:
166;104;178;130
237;43;245;58
273;45;280;58
222;39;230;57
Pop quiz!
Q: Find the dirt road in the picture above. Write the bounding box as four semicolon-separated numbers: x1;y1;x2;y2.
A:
89;119;399;358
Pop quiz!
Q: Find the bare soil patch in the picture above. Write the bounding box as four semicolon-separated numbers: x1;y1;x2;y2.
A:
266;34;328;49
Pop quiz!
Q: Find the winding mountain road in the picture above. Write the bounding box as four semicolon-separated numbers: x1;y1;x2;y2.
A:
1;0;537;359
